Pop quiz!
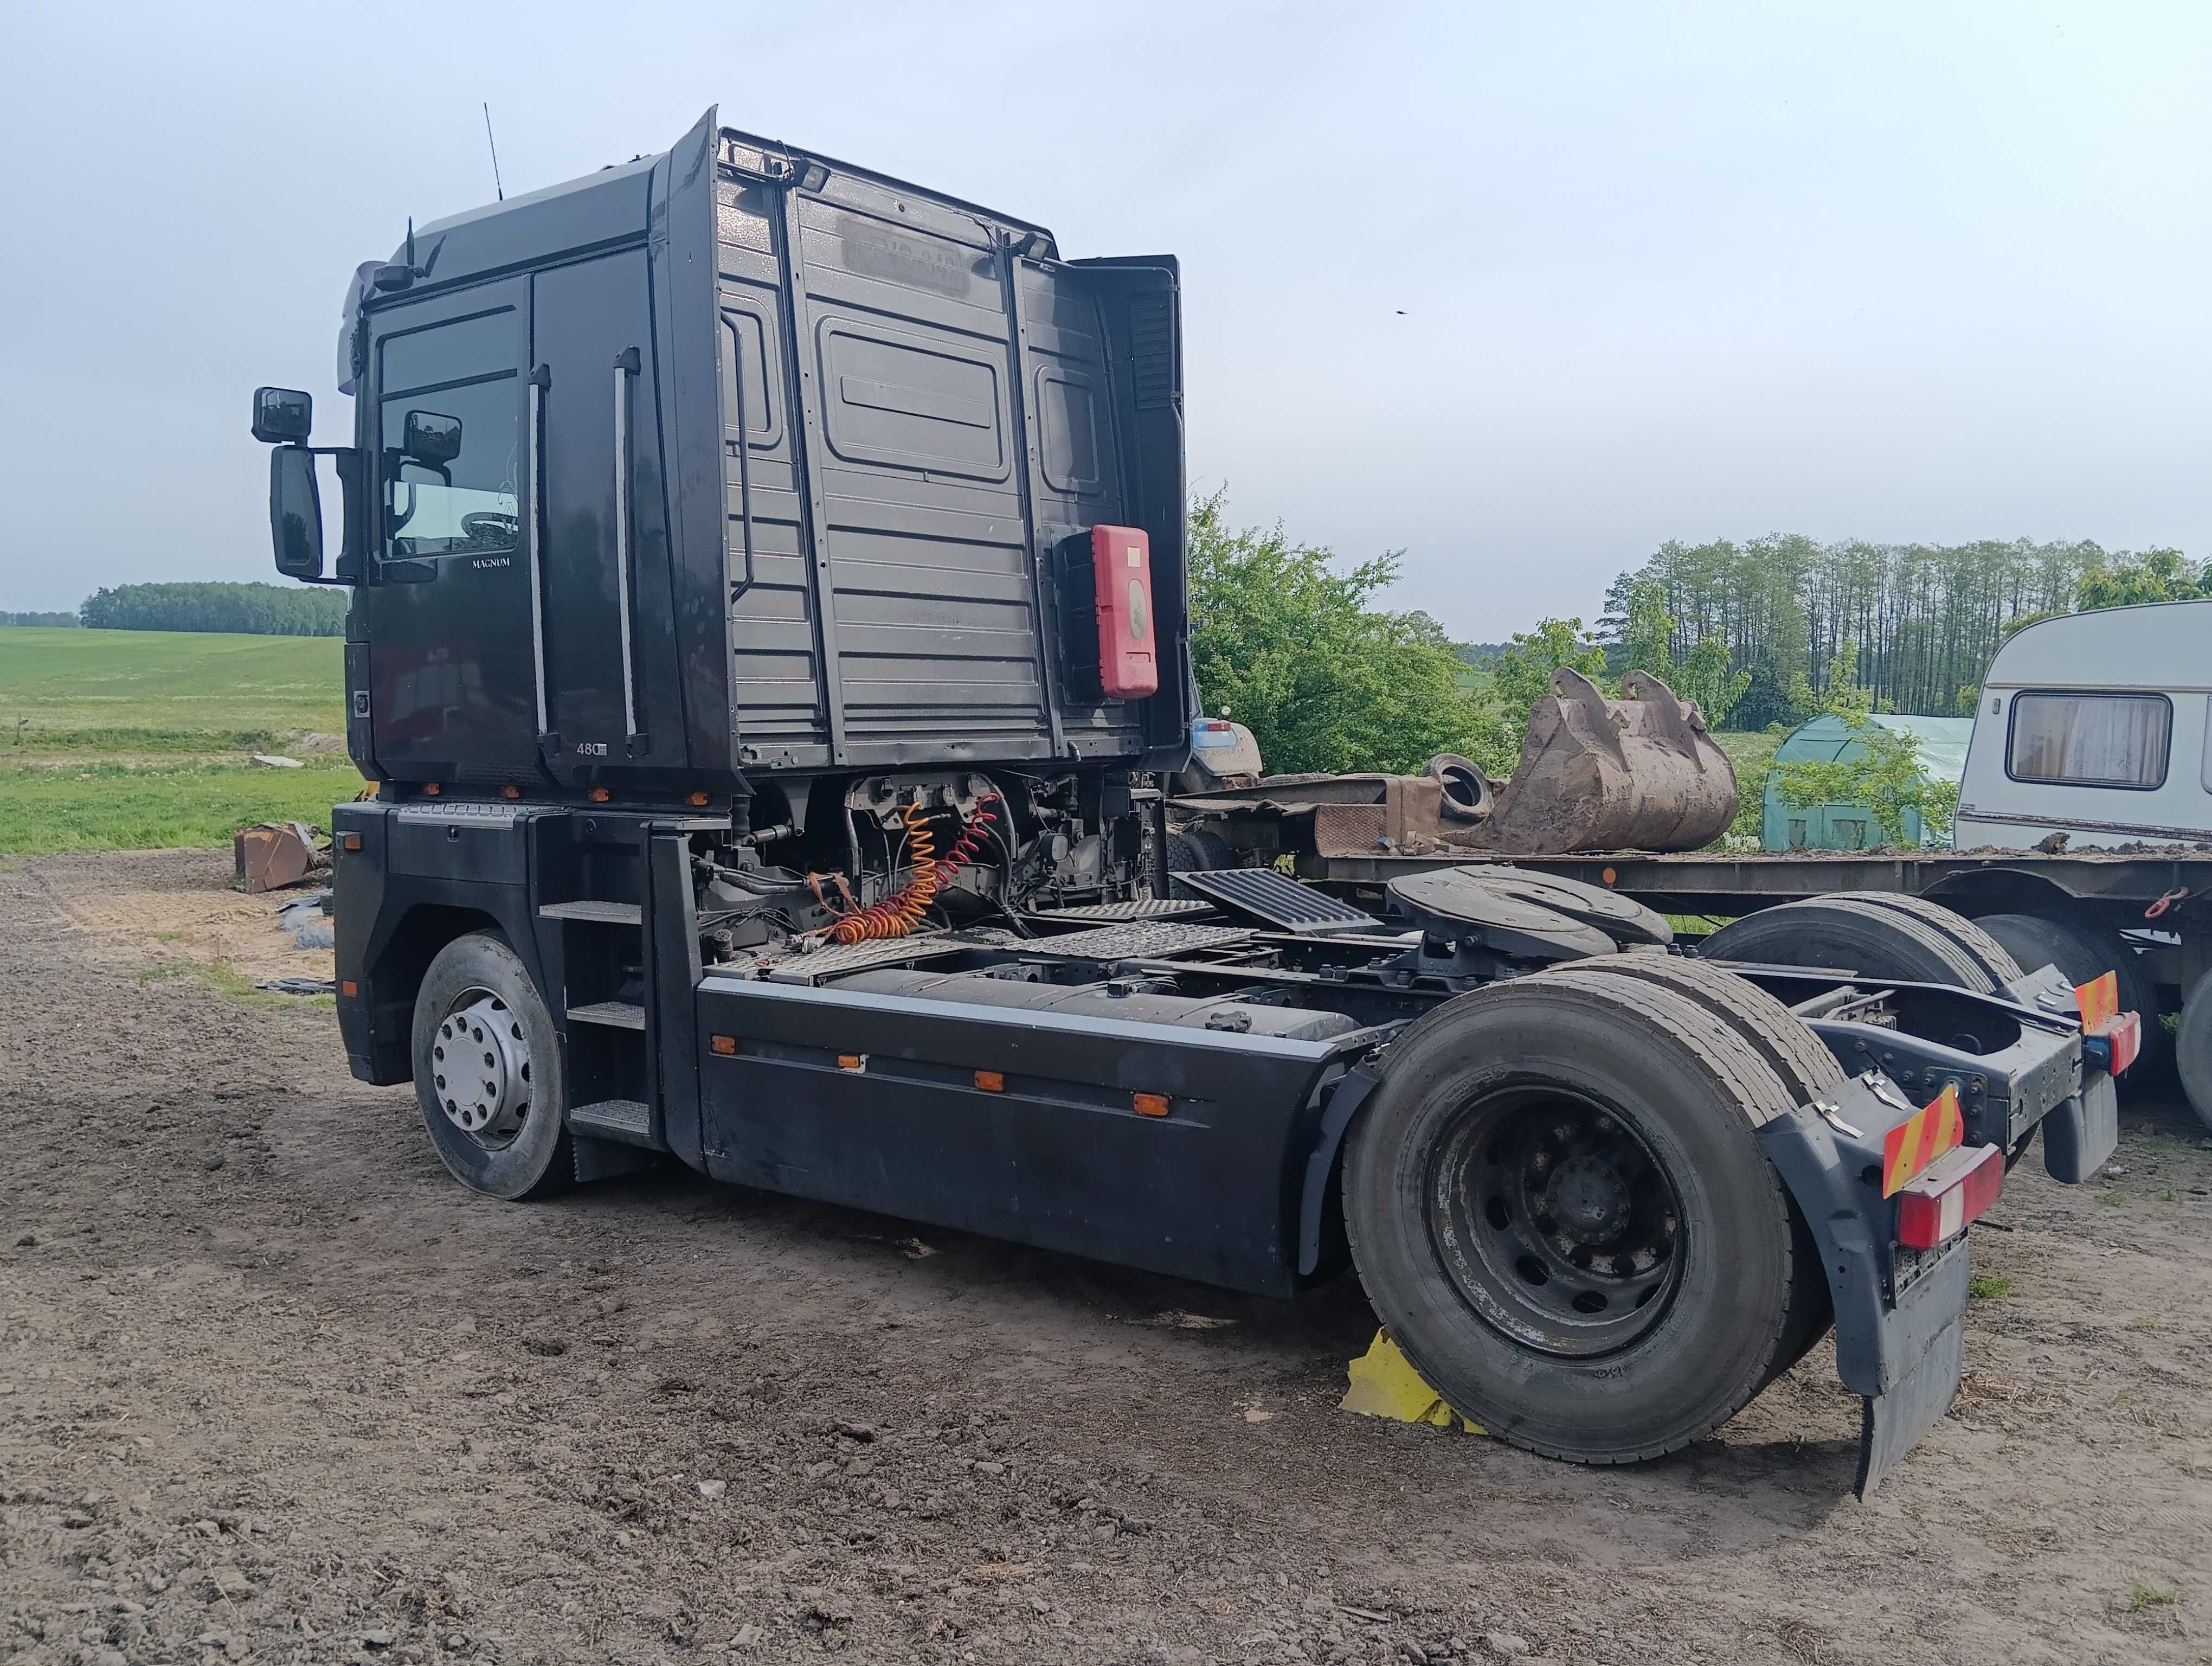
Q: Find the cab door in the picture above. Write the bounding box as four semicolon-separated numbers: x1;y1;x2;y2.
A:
363;281;534;780
531;248;681;783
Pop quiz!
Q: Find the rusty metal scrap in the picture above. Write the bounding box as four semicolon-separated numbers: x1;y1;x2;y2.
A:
234;821;330;893
1170;671;1739;860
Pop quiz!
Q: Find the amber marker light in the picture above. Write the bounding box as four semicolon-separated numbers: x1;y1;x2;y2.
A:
974;1070;1006;1093
1133;1092;1170;1118
710;1035;738;1056
588;787;612;803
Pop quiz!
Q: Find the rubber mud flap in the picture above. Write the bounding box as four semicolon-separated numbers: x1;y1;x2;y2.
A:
2042;1072;2119;1185
1856;1313;1964;1500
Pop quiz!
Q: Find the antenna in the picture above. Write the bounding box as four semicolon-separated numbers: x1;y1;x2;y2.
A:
483;102;505;202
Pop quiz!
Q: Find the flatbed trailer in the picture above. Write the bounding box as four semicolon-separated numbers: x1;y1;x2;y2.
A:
1304;845;2212;925
251;108;2133;1499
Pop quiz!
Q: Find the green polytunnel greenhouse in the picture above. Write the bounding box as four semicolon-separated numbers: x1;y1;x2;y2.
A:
1760;714;1974;851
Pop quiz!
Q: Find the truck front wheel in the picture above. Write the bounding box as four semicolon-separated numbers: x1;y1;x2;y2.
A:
1343;970;1805;1463
411;930;573;1200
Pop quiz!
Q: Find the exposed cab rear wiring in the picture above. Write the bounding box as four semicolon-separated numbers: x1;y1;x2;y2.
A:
822;793;1004;945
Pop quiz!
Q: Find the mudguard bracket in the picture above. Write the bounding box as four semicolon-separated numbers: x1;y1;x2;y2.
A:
1756;1074;1974;1498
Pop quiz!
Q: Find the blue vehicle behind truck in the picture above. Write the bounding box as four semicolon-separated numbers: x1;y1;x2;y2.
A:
249;109;2133;1496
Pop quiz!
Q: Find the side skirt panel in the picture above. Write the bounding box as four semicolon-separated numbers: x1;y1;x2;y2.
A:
693;978;1339;1295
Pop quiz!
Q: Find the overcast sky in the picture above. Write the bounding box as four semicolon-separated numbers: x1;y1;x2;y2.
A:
3;2;2208;638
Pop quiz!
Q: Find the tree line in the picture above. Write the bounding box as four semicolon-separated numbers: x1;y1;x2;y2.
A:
1188;492;2210;798
76;582;349;636
0;611;79;627
1598;537;2209;727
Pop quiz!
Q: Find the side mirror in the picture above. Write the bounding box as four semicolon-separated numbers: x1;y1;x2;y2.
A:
252;386;313;444
270;447;325;581
401;409;463;466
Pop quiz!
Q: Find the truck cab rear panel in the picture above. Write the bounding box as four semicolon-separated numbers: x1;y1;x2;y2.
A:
340;110;1190;803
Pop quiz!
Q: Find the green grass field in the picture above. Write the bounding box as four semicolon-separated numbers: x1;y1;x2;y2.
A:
0;627;361;853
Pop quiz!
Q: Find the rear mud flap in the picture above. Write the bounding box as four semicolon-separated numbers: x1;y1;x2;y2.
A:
2042;1073;2119;1185
1757;1080;1978;1500
1855;1313;1963;1498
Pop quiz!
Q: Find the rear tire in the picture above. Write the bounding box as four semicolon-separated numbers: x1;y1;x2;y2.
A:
2171;966;2212;1133
1343;972;1804;1462
1847;895;2024;988
1535;954;1844;1381
1974;910;2166;1078
411;930;571;1201
1700;896;1999;992
1164;828;1232;897
1540;954;1845;1105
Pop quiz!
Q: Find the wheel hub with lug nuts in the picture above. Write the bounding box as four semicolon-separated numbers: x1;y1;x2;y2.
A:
433;991;532;1148
1548;1152;1632;1244
1429;1089;1684;1357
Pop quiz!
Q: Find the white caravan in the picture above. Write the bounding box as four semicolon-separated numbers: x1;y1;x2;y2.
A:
1957;600;2210;851
1956;599;2211;1123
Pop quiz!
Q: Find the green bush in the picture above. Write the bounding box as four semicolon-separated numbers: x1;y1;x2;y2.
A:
1187;493;1507;776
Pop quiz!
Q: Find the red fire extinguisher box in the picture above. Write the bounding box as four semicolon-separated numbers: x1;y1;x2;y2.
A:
1058;524;1159;701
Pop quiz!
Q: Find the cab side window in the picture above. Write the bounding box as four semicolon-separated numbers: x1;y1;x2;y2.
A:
378;309;521;560
2007;691;2171;790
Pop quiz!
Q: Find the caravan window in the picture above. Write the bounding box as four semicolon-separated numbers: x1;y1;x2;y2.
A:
2007;691;2171;790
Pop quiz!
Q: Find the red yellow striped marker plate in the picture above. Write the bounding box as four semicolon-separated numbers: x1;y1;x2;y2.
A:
1881;1082;1965;1198
2075;970;2119;1031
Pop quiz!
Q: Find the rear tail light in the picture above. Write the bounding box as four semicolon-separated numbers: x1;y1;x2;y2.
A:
2085;1009;2142;1076
1895;1143;2005;1249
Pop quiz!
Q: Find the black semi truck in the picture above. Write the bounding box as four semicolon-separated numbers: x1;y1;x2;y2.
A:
250;109;2133;1496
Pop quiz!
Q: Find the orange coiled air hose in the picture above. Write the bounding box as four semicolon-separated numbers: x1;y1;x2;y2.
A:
828;794;1004;945
832;801;938;944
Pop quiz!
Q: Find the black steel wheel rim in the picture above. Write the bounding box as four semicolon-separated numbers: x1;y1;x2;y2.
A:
1425;1081;1685;1357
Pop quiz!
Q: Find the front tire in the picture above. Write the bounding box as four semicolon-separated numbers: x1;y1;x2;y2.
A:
1343;971;1803;1463
411;930;571;1200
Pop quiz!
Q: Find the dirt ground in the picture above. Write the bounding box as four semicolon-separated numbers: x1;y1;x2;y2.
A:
4;851;2210;1666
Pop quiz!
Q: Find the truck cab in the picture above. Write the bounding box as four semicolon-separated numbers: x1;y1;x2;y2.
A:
248;109;2129;1501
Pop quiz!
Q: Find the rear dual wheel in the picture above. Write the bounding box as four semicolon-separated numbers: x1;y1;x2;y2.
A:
1699;895;2020;994
1343;969;1819;1462
1973;911;2166;1082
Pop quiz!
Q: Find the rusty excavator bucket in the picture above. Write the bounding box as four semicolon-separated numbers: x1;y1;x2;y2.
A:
1166;670;1739;860
1452;669;1738;855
